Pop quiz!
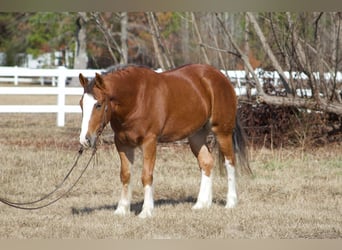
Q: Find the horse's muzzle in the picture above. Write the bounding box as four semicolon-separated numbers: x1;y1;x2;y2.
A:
81;134;97;149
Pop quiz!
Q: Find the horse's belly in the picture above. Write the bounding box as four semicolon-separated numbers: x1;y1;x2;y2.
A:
159;110;208;142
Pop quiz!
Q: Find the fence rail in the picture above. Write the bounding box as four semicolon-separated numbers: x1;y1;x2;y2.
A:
0;66;101;126
0;66;341;127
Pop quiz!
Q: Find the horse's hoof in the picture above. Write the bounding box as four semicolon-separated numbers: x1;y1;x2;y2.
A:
225;198;237;208
192;201;211;210
114;205;130;216
138;208;153;219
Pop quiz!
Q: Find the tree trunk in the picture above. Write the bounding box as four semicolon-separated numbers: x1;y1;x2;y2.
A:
286;12;321;102
331;13;342;102
70;12;89;86
74;12;88;69
120;12;128;65
208;15;226;70
191;12;210;64
91;12;120;65
146;12;166;70
181;12;190;64
151;13;175;69
261;94;342;115
246;12;292;94
243;13;250;83
216;14;264;95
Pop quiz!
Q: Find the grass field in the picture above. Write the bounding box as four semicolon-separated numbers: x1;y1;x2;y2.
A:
0;113;341;239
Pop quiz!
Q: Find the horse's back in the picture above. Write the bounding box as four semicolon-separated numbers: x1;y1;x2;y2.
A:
162;64;235;101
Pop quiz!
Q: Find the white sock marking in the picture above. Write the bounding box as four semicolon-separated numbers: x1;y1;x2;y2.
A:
139;185;154;218
80;93;97;147
114;183;132;216
225;159;237;208
193;170;212;209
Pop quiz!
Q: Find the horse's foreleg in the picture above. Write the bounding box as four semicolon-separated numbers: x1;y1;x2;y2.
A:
139;136;157;218
114;142;134;216
189;129;214;209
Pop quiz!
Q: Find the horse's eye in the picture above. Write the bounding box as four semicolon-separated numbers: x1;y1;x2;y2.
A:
95;103;102;109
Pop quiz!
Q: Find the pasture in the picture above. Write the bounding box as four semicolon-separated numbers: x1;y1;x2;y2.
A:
0;111;341;239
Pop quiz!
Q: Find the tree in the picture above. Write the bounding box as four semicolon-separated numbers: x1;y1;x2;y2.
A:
146;12;175;70
245;12;342;115
191;12;210;65
120;12;128;65
0;13;29;65
0;12;76;66
146;12;167;70
74;12;88;69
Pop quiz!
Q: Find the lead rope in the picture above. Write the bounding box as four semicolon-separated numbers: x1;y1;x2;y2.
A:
0;147;97;210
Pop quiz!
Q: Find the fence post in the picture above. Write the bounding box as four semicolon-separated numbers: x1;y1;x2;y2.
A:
57;66;66;127
14;65;18;85
52;76;56;86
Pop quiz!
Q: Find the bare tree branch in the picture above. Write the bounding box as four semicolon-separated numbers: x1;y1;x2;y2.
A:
145;12;175;70
261;94;342;115
90;12;121;64
246;12;292;94
217;12;342;115
150;13;175;68
199;43;240;58
146;12;165;70
286;12;322;103
191;12;210;64
208;19;227;70
215;13;264;95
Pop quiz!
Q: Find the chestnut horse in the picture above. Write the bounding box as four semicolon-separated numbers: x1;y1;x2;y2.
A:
78;64;250;218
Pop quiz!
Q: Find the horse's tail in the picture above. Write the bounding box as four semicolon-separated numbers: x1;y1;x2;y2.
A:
232;116;253;175
218;116;253;176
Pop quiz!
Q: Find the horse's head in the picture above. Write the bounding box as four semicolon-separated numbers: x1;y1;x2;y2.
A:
79;73;110;148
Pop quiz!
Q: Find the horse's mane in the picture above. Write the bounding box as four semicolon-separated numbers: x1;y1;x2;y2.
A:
86;64;149;93
102;64;150;75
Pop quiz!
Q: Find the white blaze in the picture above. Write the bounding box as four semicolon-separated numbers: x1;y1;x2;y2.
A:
80;93;97;147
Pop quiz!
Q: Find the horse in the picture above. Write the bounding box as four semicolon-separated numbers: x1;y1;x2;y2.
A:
78;64;251;218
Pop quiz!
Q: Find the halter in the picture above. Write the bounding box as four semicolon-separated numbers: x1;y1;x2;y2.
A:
96;96;110;141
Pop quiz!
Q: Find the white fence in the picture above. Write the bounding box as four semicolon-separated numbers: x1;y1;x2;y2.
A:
0;66;341;127
0;66;101;126
0;66;257;127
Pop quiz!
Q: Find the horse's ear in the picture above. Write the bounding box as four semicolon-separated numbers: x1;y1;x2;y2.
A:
95;73;106;90
79;73;88;88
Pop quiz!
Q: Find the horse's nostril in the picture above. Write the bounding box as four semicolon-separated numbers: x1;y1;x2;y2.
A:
86;136;91;145
89;135;97;148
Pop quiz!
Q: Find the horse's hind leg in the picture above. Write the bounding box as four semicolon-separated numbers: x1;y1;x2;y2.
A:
215;132;238;208
189;127;214;209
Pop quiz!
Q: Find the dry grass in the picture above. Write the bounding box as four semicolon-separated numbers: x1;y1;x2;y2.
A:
0;113;341;239
0;94;80;105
